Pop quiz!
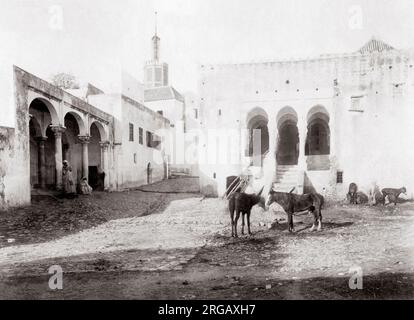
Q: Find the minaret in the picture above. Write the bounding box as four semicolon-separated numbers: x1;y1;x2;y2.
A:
152;12;160;61
144;12;169;88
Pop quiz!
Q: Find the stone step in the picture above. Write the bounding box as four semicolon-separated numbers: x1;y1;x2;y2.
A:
275;178;298;184
276;171;298;177
277;166;298;170
276;168;299;174
272;183;297;193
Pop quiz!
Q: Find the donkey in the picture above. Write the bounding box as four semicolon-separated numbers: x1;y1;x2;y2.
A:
266;190;323;233
381;187;407;206
229;187;265;237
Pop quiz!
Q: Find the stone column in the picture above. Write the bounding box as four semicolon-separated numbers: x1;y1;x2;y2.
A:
50;126;66;190
297;118;307;171
297;117;307;194
35;136;48;189
78;135;91;181
99;141;110;190
267;121;278;182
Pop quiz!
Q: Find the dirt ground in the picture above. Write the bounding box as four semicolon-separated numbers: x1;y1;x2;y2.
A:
0;177;413;300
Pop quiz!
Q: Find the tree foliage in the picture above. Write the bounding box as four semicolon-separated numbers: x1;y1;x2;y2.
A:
51;73;80;90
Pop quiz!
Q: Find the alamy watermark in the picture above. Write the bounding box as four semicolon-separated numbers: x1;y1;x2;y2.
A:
348;266;363;290
48;265;63;290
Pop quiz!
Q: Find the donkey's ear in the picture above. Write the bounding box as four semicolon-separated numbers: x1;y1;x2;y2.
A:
257;186;264;196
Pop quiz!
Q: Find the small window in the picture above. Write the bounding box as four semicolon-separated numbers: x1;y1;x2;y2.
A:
350;96;364;112
133;153;137;164
213;172;216;179
337;171;343;184
194;108;198;119
139;127;143;145
129;123;134;141
157;110;164;116
218;109;222;116
146;131;153;148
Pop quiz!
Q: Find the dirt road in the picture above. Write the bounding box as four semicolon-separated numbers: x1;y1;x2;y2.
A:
0;178;413;299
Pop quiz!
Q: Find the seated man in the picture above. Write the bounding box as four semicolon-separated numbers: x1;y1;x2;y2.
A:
79;177;93;195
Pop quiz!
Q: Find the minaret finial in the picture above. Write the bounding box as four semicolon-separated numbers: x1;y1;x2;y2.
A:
152;11;160;61
155;11;158;36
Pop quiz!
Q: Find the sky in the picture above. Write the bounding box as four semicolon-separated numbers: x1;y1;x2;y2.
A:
1;0;414;94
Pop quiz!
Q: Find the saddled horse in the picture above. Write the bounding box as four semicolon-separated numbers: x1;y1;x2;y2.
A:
266;190;324;233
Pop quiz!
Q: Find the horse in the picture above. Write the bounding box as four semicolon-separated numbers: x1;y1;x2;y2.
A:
266;190;323;233
228;186;265;237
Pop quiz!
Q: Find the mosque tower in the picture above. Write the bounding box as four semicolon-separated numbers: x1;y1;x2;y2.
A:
144;12;169;88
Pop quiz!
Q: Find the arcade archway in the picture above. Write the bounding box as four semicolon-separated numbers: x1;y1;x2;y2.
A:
246;108;269;166
305;106;330;156
276;107;299;165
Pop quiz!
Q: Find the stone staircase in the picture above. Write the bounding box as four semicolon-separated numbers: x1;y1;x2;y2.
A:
272;165;300;193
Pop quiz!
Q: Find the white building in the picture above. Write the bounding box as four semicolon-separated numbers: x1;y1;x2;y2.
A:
198;38;414;200
0;65;171;210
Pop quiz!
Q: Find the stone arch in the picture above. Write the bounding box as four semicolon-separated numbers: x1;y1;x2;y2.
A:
28;96;59;126
89;120;108;141
87;122;104;190
306;105;330;124
62;113;83;185
64;111;87;136
246;107;269;162
28;98;58;189
246;107;269;126
276;106;299;165
276;106;298;129
305;105;330;156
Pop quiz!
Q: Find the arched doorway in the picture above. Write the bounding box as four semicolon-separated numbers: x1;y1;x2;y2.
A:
29;117;42;188
63;113;83;188
305;106;330;156
276;107;299;165
246;108;269;167
305;105;330;170
305;119;330;155
147;163;153;184
89;122;103;190
29;98;57;190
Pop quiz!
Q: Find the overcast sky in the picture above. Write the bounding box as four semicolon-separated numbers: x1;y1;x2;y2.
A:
1;0;414;94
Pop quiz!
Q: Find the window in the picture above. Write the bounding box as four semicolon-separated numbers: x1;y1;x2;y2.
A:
129;123;134;141
155;67;162;82
350;96;364;112
146;131;153;148
218;109;222;116
337;171;343;184
139;127;143;145
157;110;164;116
152;134;162;150
133;153;137;164
194;108;198;119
